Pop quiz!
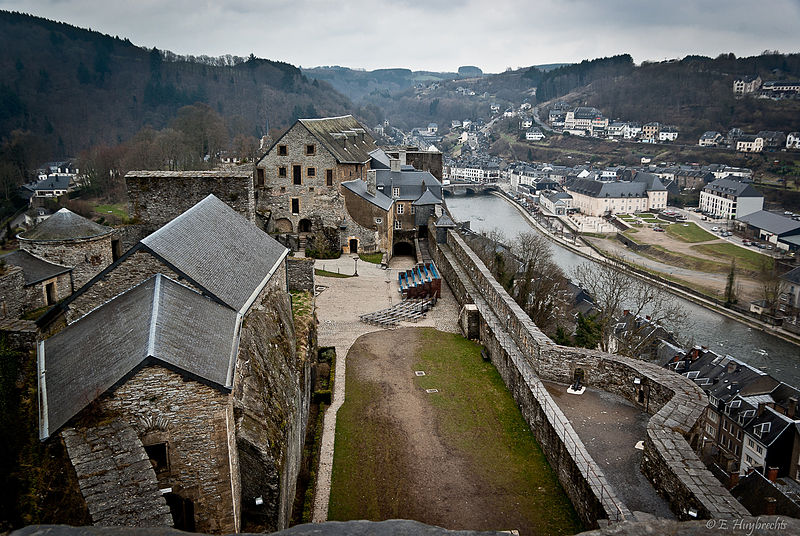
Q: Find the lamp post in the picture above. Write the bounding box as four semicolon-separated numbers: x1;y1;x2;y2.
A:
353;255;359;276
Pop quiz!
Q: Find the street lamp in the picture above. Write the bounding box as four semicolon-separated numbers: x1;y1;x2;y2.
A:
352;255;359;276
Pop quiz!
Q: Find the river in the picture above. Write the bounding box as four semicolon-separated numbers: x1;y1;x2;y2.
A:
446;193;800;385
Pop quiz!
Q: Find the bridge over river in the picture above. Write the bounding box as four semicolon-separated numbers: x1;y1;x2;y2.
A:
441;181;499;195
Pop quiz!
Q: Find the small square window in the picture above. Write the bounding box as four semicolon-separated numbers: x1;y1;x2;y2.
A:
375;217;383;224
308;167;316;177
280;186;286;193
278;145;287;156
305;144;315;156
144;443;169;473
309;187;314;192
278;166;287;178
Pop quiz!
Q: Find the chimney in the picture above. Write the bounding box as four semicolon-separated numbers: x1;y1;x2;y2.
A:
366;169;377;196
399;150;407;166
767;467;779;483
390;158;401;172
788;397;798;419
765;497;777;516
623;309;630;316
727;471;739;489
727;361;737;374
758;402;766;416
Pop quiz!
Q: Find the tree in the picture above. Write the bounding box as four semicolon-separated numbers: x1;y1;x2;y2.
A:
758;259;782;315
724;260;737;306
574;313;602;349
571;258;686;355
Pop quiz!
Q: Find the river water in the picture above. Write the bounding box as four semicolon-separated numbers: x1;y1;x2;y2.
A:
446;194;800;385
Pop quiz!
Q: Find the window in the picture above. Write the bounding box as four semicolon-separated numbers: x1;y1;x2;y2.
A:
309;187;314;192
256;168;265;186
305;144;316;155
705;424;715;436
708;412;718;423
278;144;287;156
748;438;755;448
280;186;286;193
756;445;763;455
326;169;333;186
394;220;402;230
144;443;169;473
375;217;383;224
278;166;287;178
308;167;316;177
293;165;302;185
291;198;300;214
392;187;400;197
410;205;416;214
397;204;404;215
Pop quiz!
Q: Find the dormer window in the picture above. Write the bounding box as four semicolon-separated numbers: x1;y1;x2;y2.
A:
392;187;400;198
278;145;288;156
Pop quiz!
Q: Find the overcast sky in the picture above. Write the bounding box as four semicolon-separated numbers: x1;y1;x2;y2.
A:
3;0;800;73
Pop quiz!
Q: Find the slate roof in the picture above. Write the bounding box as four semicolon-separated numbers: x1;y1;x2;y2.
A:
747;406;795;447
39;274;240;438
28;175;71;191
140;195;287;313
435;213;456;227
782;266;800;285
341;180;393;211
375;169;442;201
412;188;443;206
298;115;377;164
704;178;762;198
1;250;70;285
567;178;648;198
737;210;800;236
369;148;391;169
19;208;112;241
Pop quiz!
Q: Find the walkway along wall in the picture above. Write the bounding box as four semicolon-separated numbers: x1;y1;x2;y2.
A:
429;226;749;525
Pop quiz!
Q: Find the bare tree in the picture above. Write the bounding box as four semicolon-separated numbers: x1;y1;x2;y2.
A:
758;259;783;314
571;257;686;356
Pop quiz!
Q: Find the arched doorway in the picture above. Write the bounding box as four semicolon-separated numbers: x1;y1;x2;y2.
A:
392;241;415;257
274;218;293;233
349;238;359;253
298;219;312;233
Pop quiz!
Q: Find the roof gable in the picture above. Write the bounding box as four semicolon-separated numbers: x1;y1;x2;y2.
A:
140;195;287;313
39;274;240;439
299;116;377;164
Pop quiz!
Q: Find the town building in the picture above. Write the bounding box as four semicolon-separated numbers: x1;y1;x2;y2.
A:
565;172;667;216
525;127;545;141
539;191;572;215
780;266;800;318
733;75;762;96
736;210;800;251
736;135;764;153
699;131;724;147
788;132;800;149
699;178;764;220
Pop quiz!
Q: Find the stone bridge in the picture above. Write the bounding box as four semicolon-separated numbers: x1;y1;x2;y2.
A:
441;182;499;195
428;225;748;529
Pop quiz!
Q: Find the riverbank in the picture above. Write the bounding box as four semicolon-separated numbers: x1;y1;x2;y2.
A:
489;191;800;349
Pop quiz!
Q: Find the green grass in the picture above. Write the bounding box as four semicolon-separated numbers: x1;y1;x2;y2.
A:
93;203;128;220
641;218;660;224
665;222;717;243
624;227;639;233
358;252;383;264
616;214;635;221
691;242;774;272
290;290;312;319
329;328;582;534
314;268;354;278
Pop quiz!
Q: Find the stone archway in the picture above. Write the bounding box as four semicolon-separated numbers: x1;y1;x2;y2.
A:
274;218;293;233
299;219;313;233
393;241;415;257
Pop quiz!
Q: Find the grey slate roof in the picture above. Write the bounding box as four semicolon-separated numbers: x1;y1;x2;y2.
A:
369;148;391;169
298;115;377;164
435;213;456;227
782;266;800;285
704;178;762;198
568;178;648;198
1;250;70;285
141;194;287;313
375;169;442;201
737;210;800;236
19;208;112;241
412;188;443;206
39;274;240;438
28;175;71;191
341;180;393;211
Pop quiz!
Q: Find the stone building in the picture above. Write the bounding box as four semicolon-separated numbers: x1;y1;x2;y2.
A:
38;195;310;533
254;115;377;253
0;249;72;317
18;208;113;289
340;154;442;257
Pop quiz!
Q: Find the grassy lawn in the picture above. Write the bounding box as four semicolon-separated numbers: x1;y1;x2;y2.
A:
358;252;383;264
665;222;717;243
624;227;639;233
93;203;129;220
314;268;354;278
643;244;729;273
691;242;774;272
641;218;660;224
329;328;582;534
617;214;635;220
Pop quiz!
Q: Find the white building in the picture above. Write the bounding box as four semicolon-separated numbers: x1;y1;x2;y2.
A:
658;127;679;142
736;135;764;153
787;132;800;149
525;127;545;141
699;178;764;219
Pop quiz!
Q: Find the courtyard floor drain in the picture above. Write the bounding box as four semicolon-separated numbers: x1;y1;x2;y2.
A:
415;371;426;376
426;389;439;394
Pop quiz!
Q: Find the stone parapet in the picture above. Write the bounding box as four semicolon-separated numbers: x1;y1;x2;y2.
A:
434;228;749;521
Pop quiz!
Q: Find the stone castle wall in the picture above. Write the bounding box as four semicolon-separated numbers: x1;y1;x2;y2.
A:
99;366;239;533
287;258;315;293
125;171;255;227
431;228;748;522
0;266;30;319
21;235;113;289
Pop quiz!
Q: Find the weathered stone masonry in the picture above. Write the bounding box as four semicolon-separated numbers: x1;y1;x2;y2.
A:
430;226;749;524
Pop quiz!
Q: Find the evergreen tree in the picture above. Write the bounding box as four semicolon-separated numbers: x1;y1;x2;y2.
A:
574;313;602;349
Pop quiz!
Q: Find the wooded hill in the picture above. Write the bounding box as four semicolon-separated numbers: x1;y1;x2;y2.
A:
528;53;800;140
0;10;356;158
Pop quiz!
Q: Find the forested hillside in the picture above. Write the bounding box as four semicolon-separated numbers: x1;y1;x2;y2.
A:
0;10;356;158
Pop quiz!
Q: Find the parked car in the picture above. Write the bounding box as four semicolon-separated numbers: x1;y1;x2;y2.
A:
711;226;720;231
742;240;751;246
